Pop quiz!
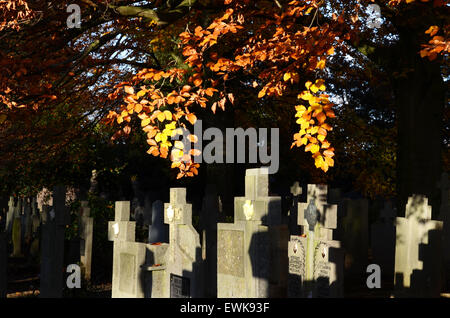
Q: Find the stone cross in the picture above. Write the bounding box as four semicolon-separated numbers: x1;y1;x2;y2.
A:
108;201;135;243
217;168;287;298
164;188;192;263
162;188;202;297
79;201;93;281
289;182;302;235
288;184;343;298
394;195;443;297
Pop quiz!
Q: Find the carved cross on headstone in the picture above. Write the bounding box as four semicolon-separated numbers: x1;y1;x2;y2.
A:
289;182;303;235
298;184;337;241
164;188;192;226
234;168;281;225
108;201;135;242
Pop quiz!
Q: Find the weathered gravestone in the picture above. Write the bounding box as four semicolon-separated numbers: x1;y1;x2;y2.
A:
109;190;202;298
217;168;289;298
22;197;32;248
288;184;344;298
371;201;396;281
5;197;15;235
288;182;302;236
11;198;22;257
200;185;219;297
148;200;169;244
29;198;41;259
40;186;70;298
394;195;443;297
79;201;93;281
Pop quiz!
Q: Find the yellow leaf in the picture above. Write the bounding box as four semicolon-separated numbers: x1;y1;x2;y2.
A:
141;117;151;127
164;110;172;120
283;72;291;81
157;112;166;122
137;90;146;98
311;144;320;154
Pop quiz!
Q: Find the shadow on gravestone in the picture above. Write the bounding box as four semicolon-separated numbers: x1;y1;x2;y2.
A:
394;195;443;298
394;228;443;297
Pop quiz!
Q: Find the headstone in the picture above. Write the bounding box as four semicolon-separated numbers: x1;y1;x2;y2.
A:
289;182;302;236
156;188;203;297
29;198;41;259
5;197;15;234
371;201;396;281
11;198;22;257
109;189;203;298
79;201;93;281
394;195;443;297
40;186;70;298
340;199;369;282
217;168;289;298
200;185;219;297
148;200;168;243
22;198;32;243
288;184;344;298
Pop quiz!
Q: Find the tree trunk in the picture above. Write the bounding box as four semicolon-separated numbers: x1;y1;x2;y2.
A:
393;31;445;217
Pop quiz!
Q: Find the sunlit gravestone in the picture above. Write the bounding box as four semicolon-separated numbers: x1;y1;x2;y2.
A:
109;189;202;298
288;184;344;298
394;195;443;297
217;168;288;298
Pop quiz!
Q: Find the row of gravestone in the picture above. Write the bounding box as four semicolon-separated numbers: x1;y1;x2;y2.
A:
109;168;450;298
0;186;94;297
1;168;448;298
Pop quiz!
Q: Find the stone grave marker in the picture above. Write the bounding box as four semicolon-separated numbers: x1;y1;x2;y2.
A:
40;186;70;298
288;184;344;298
288;182;302;236
11;198;22;257
79;201;93;281
217;168;289;298
5;197;15;235
109;189;203;298
371;201;396;281
394;194;443;297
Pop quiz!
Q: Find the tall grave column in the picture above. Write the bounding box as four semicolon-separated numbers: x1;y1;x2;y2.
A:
288;184;344;298
40;186;70;298
217;168;288;298
79;201;93;281
163;188;203;298
108;201;144;298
